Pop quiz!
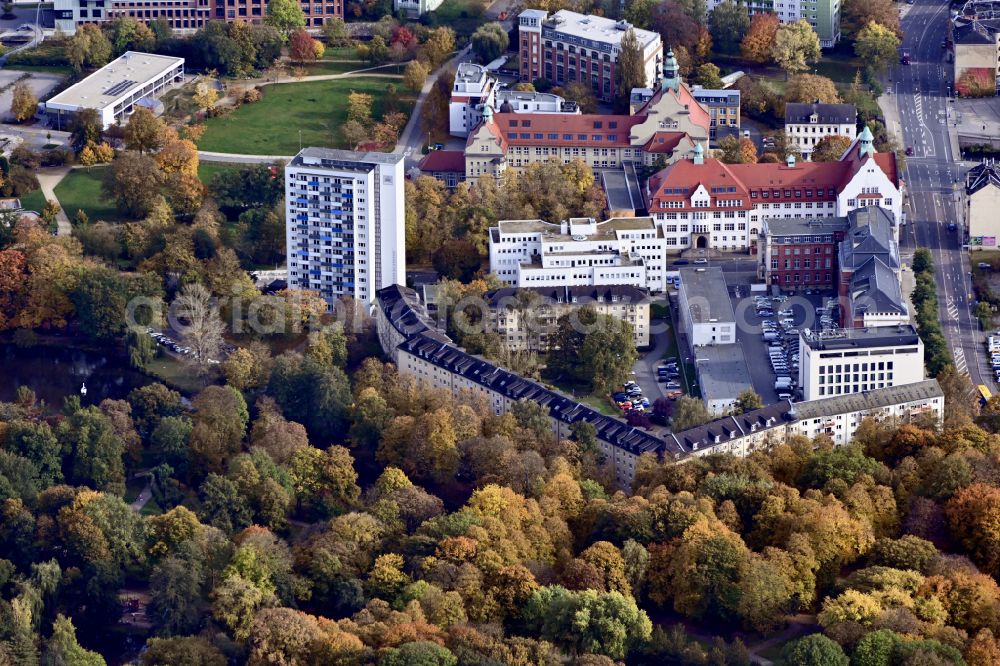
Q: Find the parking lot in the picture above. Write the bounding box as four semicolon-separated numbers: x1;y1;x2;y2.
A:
729;284;838;404
0;70;64;123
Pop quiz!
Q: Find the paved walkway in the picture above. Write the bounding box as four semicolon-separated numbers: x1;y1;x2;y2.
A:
35;166;71;236
129;482;153;512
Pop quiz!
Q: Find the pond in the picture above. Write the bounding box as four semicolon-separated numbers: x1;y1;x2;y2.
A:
0;343;154;406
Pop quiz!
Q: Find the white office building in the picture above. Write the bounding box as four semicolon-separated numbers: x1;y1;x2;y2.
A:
285;148;405;305
449;63;576;137
489;216;668;292
44;52;184;130
677;266;736;347
798;325;925;401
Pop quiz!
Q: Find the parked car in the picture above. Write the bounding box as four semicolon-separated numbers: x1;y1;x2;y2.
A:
693;258;708;265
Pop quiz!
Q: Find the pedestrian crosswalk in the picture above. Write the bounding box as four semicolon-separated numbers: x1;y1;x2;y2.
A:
947;302;960;319
954;346;968;374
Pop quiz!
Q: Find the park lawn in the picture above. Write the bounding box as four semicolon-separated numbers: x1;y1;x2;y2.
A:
303;60;407;76
197;77;416;155
18;188;47;213
143;356;217;395
198;161;243;186
53;166;127;223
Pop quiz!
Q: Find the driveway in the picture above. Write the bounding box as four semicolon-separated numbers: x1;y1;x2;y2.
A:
634;306;674;402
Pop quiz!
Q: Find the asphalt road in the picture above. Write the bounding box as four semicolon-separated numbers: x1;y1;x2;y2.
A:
891;0;993;389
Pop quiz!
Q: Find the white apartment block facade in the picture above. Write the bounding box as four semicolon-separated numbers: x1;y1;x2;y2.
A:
489;216;668;293
285;148;405;305
798;326;925;401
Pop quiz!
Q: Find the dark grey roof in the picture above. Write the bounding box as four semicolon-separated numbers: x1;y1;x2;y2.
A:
762;216;850;237
679;267;735;324
954;18;1000;44
785;102;857;125
840;207;898;271
483;284;650;308
293;147;404;168
794;379;942;419
667;400;793;452
396;331;675;458
376;285;451;344
967;161;1000;196
801;324;920;350
850;258;907;315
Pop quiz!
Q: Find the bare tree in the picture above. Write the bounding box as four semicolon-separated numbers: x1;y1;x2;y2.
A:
171;283;225;370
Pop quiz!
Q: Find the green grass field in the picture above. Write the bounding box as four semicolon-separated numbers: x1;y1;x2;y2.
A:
18;189;47;213
197;77;416;155
197;162;243;186
53;167;126;223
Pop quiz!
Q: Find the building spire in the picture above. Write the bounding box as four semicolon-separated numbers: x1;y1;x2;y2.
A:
858;125;875;158
663;48;680;93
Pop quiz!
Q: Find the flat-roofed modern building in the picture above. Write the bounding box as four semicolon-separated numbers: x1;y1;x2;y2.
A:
678;266;736;346
488;216;668;292
44;52;185;130
798;325;925;401
285;148;405;305
695;344;754;415
517;9;662;101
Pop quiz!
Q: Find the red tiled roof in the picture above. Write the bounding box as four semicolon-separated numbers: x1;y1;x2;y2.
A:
647;149;900;211
490;112;646;147
418;150;466;173
643;131;687;153
634;83;712;137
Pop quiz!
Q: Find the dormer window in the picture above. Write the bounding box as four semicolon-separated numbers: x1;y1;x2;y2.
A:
809;113;818;123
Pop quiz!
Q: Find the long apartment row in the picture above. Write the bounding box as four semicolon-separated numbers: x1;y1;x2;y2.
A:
375;285;945;488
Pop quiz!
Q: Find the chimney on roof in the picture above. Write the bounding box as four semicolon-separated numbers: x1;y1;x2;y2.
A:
693;142;704;165
786;153;796;168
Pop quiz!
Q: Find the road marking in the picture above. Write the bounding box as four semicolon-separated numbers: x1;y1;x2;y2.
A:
954;346;968;374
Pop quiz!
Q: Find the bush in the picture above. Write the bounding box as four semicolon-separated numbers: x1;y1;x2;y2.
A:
956;68;996;98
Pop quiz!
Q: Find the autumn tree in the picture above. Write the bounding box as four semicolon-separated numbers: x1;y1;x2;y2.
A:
192;80;219;111
289;28;323;62
546;306;638;394
694;63;724;89
780;634;848;666
471;22;509;64
741;13;779;63
9;82;38;123
103;151;162;218
614;28;646;111
811;135;853;162
403;59;429;93
946;483;1000;576
264;0;305;36
671;396;711;431
172;282;225;367
124;106;169;153
709;0;750;54
842;0;900;40
67;23;112;72
188;385;249;477
785;73;841;103
855;21;901;74
772;20;821;77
